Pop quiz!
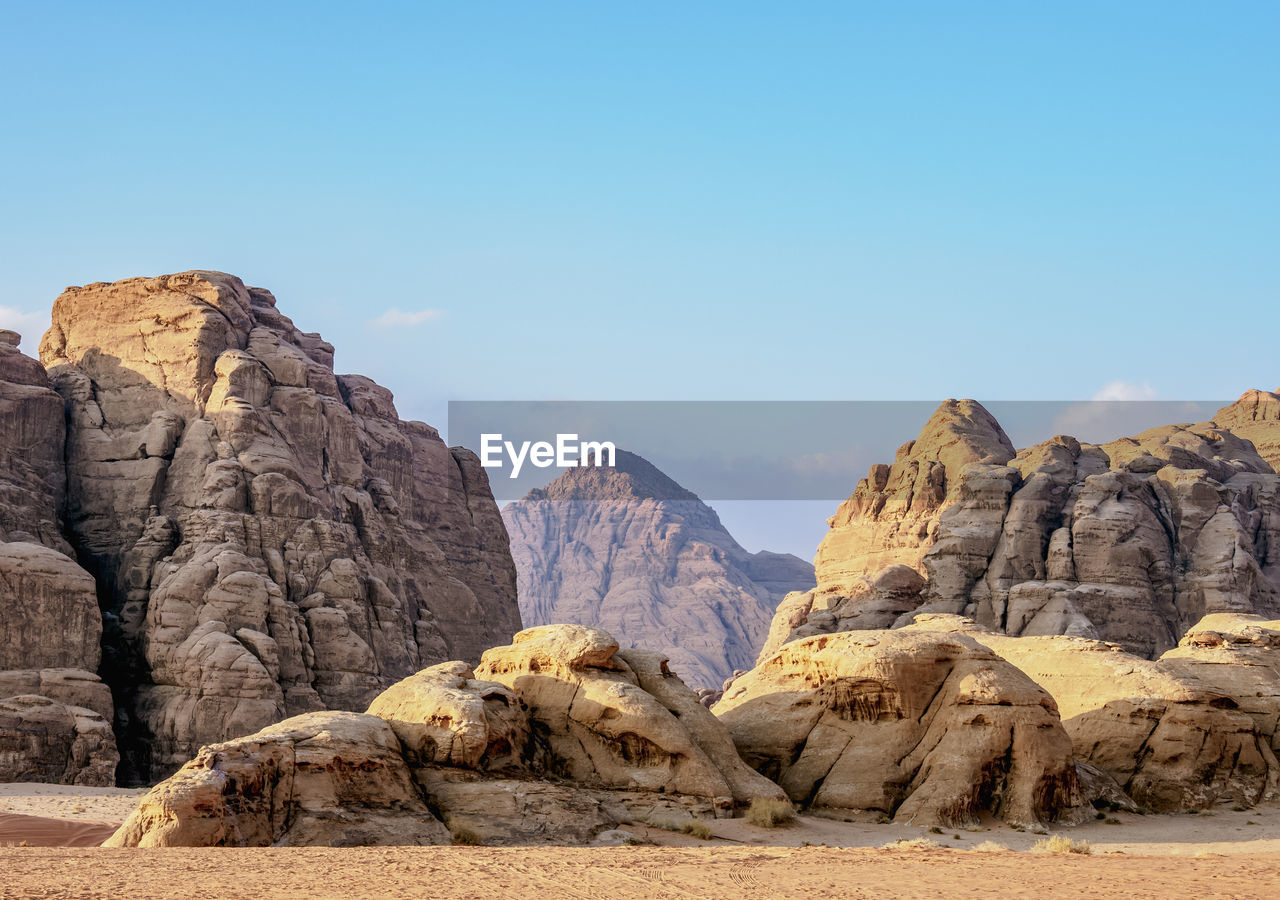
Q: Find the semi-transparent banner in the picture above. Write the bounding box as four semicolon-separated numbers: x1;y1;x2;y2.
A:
448;400;1228;504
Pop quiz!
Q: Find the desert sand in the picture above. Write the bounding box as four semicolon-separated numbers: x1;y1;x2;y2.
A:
3;786;1280;898
2;844;1278;900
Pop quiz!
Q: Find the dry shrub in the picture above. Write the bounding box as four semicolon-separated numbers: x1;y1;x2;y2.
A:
746;797;796;828
1031;834;1091;855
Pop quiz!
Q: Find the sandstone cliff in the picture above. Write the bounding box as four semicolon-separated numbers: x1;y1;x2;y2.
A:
0;332;117;786
29;271;521;782
763;395;1280;662
503;451;814;688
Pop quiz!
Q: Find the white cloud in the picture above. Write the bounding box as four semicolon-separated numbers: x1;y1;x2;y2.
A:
1092;380;1158;402
0;306;49;349
367;308;443;329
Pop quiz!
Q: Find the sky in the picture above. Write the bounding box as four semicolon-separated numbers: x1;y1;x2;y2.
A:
2;3;1276;557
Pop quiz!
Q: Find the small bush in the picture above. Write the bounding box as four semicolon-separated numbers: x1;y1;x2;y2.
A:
1094;811;1107;820
972;840;1006;852
1031;835;1091;855
450;827;483;846
928;826;944;835
680;821;713;840
746;797;796;828
1232;805;1247;812
1105;817;1121;825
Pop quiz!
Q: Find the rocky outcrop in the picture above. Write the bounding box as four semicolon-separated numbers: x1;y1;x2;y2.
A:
714;628;1087;827
474;624;787;810
504;451;813;688
0;333;117;785
1216;389;1280;472
811;400;1015;599
909;614;1277;811
765;399;1280;662
1161;614;1280;753
38;271;521;782
108;624;782;847
105;711;452;847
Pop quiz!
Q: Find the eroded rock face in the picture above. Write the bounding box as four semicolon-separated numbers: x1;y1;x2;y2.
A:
1216;390;1280;473
38;271;521;782
715;628;1086;827
909;614;1277;811
504;451;813;688
1161;614;1280;754
811;400;1015;600
766;400;1280;662
105;711;450;847
109;624;784;847
0;695;117;786
0;335;117;786
474;624;787;810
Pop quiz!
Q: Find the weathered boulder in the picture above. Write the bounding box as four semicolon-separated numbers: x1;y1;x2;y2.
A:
105;711;451;847
715;628;1087;827
1161;614;1280;753
109;624;785;848
909;614;1277;811
38;271;521;781
365;661;528;771
504;450;813;688
0;695;118;786
474;624;786;810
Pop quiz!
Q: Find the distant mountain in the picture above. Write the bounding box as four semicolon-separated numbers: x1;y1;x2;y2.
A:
502;450;814;687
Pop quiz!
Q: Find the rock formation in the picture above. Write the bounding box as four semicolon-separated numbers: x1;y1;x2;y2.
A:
714;627;1088;827
764;397;1280;662
33;271;520;782
908;614;1277;811
0;333;118;786
108;625;784;847
1161;614;1280;755
1215;389;1280;472
504;450;813;688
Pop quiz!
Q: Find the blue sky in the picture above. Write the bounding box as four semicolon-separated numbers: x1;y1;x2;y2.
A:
2;3;1276;555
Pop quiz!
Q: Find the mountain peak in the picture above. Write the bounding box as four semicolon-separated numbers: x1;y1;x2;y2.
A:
523;449;700;502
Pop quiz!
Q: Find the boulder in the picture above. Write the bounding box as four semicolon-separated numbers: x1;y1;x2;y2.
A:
909;614;1277;811
1161;614;1280;753
0;695;117;786
105;711;451;847
474;624;787;810
714;628;1087;827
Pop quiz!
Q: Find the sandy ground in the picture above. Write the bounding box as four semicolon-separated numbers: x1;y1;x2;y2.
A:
2;845;1278;900
3;786;1280;897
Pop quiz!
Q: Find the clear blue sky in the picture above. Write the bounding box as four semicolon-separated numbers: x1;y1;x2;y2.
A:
2;2;1276;557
